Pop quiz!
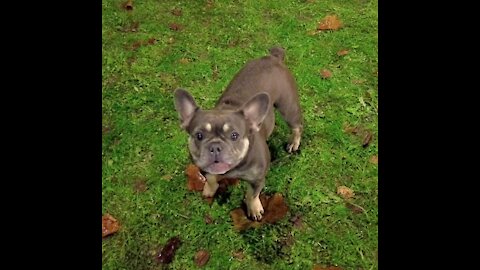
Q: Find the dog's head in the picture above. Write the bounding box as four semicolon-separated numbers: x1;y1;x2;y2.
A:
174;89;270;175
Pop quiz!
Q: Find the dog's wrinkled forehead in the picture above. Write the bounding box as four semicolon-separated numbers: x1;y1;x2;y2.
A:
188;110;246;135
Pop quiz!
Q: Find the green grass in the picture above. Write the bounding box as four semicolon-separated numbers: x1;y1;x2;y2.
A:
102;0;378;269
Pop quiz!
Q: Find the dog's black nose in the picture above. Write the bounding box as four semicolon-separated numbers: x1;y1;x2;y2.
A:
209;143;222;156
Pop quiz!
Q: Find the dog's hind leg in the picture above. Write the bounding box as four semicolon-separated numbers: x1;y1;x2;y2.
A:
275;86;303;153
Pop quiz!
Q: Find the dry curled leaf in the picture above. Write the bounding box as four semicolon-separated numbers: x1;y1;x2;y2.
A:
320;69;332;79
343;124;360;134
179;58;191;64
157;236;181;264
171;8;182;16
337;49;349;56
317;15;343;31
131;41;143;50
121;0;133;11
169;23;183;31
362;131;373;147
146;38;157;45
102;214;120;238
230;193;288;231
369;155;378;164
337;186;355;200
194;250;210;267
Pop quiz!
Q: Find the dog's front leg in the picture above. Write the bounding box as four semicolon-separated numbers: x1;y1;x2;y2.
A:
245;180;265;221
202;174;220;198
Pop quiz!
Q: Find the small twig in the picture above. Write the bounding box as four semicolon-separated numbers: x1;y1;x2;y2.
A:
175;213;189;219
347;201;369;218
358;247;365;261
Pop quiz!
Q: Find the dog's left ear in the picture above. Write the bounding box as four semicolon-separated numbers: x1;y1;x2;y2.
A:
240;92;270;132
174;88;198;129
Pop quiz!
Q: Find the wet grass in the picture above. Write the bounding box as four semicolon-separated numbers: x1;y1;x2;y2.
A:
102;0;377;269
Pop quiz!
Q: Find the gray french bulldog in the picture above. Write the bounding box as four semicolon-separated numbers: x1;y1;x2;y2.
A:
174;47;303;220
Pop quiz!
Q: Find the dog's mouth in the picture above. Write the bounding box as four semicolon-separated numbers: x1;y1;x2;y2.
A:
204;162;231;175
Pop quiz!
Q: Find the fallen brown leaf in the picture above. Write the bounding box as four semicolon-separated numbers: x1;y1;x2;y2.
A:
337;49;349;56
262;193;289;224
194;250;210;267
230;208;253;231
204;214;213;224
171;8;182;16
102;214;120;238
369;155;378;164
169;23;183;31
343;124;375;147
185;164;205;191
290;214;303;228
337;186;355;200
320;69;332;79
102;123;113;135
317;15;343;31
120;21;139;32
352;79;366;84
343;124;360;134
121;0;133;11
157;236;181;264
131;41;143;50
162;175;173;181
133;178;148;193
185;164;238;200
146;38;157;45
232;250;245;260
129;37;157;50
362;131;373;147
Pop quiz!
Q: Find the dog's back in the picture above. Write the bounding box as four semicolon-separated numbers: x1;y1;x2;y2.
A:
216;47;302;141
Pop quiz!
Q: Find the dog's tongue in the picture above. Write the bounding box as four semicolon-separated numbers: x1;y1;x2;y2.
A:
208;162;231;174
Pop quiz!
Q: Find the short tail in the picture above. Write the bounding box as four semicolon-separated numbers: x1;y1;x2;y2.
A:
269;47;285;62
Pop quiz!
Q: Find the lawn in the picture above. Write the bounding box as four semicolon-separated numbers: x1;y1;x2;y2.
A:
102;0;378;269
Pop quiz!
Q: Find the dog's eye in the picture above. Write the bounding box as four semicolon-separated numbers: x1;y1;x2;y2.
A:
195;132;203;140
231;131;239;141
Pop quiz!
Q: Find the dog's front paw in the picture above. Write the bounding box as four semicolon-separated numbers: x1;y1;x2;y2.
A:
246;197;264;221
202;181;219;198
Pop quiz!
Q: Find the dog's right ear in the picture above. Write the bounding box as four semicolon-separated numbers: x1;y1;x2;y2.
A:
174;88;198;129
